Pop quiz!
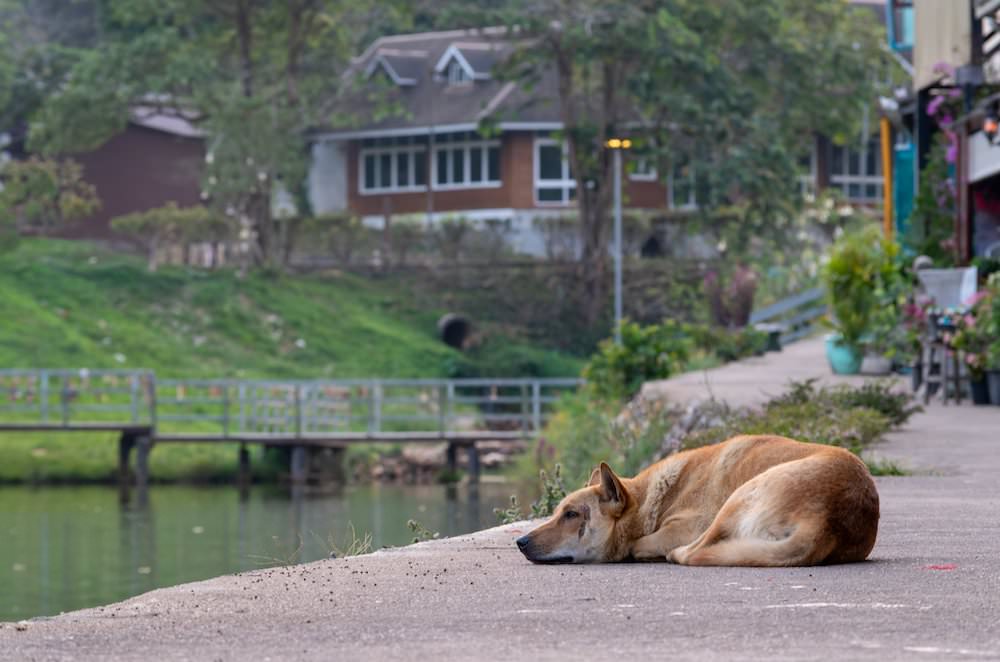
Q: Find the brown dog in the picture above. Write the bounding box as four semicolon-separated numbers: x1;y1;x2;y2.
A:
516;435;879;566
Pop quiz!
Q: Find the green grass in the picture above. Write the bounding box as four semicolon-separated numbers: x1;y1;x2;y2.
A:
0;239;585;483
865;458;909;476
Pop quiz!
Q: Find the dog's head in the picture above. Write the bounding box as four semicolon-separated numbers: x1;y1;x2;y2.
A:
516;462;631;564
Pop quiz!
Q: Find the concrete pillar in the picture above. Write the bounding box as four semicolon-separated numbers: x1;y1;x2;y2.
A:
118;432;135;486
446;443;457;476
467;443;480;483
290;445;308;484
238;444;251;500
135;435;152;507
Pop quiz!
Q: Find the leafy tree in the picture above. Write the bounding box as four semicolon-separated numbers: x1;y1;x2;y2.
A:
0;0;103;135
21;0;411;269
479;0;890;322
0;157;100;237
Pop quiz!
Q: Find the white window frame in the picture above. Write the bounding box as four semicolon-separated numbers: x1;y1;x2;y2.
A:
629;157;658;182
430;134;502;190
668;160;697;211
446;59;470;85
433;45;489;82
533;137;576;206
829;137;883;203
358;143;428;195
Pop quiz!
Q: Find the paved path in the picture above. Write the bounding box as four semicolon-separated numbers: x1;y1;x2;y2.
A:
4;339;1000;661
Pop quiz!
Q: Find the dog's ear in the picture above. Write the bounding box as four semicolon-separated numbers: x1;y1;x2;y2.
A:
587;466;602;487
597;462;628;514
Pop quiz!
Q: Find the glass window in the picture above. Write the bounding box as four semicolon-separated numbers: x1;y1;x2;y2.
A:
452;148;465;183
488;146;500;181
414;152;426;186
397;152;409;187
359;144;427;193
436;150;448;184
364;154;376;190
539;145;563;180
831;146;844;174
538;188;563;202
379;154;392;188
534;139;574;204
829;137;883;203
447;60;469;85
470;147;483;182
428;136;500;188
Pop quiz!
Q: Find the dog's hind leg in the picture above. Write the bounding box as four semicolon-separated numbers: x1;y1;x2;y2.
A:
667;463;836;567
669;524;832;567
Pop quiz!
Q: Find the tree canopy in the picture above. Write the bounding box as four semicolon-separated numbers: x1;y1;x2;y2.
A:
1;0;892;293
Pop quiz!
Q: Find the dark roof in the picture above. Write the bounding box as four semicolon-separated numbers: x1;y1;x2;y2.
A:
322;28;562;137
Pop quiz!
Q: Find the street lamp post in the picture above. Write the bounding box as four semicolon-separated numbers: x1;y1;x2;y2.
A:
605;137;632;344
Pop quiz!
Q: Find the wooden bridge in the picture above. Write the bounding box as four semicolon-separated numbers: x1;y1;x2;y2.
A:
0;369;580;487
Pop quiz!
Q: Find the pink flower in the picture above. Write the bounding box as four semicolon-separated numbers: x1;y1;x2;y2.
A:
963;290;987;307
964;314;975;327
927;96;945;116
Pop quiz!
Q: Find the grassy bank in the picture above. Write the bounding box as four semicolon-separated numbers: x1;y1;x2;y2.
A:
0;239;584;483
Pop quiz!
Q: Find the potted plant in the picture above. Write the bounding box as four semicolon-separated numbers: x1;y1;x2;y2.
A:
898;299;929;390
967;274;1000;405
950;306;991;405
822;225;900;375
988;342;1000;406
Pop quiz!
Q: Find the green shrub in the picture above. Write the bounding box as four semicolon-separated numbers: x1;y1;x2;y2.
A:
822;224;902;350
866;458;908;476
827;381;922;426
683;401;890;455
683;379;918;455
495;464;570;524
582;320;692;401
534;390;676;487
767;379;921;427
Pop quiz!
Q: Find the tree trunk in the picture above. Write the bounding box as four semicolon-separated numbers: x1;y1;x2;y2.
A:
235;0;254;98
555;45;618;325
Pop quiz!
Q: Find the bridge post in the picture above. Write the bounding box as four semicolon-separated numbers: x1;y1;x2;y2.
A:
238;444;251;488
60;375;70;426
446;442;457;476
118;432;136;485
467;443;480;483
290;445;308;484
39;370;49;423
532;381;542;432
135;434;153;505
129;374;140;423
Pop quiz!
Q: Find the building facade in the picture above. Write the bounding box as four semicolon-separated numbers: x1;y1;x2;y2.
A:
307;28;884;256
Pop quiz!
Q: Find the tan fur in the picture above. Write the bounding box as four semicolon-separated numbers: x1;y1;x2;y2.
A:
515;435;879;567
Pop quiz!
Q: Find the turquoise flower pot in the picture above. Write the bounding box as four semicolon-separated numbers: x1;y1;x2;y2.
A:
825;334;862;375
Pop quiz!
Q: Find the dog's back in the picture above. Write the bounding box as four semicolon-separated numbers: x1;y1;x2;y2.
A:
640;435;879;566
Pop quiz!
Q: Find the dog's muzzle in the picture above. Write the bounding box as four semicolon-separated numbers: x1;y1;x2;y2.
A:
516;534;573;564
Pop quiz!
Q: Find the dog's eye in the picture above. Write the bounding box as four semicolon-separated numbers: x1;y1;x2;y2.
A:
563;510;579;520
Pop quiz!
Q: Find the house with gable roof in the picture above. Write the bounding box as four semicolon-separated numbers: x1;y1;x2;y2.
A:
307;25;889;257
307;28;678;255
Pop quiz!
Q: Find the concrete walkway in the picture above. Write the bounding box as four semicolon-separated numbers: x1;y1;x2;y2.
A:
4;339;1000;661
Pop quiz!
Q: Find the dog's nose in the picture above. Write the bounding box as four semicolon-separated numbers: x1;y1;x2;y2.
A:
516;535;530;550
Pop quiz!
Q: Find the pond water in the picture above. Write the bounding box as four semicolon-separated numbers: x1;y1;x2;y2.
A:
0;481;526;621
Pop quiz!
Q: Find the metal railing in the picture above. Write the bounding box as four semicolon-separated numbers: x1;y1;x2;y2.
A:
0;370;581;440
750;287;827;345
0;369;155;427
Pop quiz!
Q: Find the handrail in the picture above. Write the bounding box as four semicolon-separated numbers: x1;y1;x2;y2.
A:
749;287;827;345
0;370;583;440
